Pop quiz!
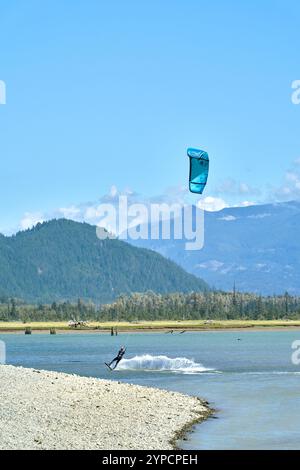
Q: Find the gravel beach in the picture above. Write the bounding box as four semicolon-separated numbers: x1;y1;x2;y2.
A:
0;365;210;450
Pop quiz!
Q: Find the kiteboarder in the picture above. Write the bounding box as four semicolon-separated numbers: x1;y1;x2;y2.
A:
105;346;126;370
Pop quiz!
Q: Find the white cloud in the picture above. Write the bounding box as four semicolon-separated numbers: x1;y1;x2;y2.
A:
254;263;271;273
239;183;251;194
256;263;267;269
197;196;228;212
20;212;45;231
236;265;247;271
84;206;102;220
238;200;255;207
271;160;300;201
149;185;190;206
286;172;300;189
14;154;300;236
15;185;265;235
293;157;300;166
110;185;118;198
58;206;81;218
220;265;234;275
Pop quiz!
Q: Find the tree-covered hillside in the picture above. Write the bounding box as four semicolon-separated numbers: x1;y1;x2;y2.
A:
0;219;208;303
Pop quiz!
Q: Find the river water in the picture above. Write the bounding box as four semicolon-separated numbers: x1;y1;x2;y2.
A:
1;330;300;449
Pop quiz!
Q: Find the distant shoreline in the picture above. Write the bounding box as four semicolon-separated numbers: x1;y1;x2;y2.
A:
0;365;211;450
1;320;300;334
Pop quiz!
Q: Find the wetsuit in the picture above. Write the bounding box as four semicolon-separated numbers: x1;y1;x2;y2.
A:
108;347;126;370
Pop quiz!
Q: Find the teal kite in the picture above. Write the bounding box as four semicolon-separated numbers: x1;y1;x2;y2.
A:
187;148;209;194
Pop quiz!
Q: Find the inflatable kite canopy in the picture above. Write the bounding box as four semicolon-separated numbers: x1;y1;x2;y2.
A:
187;148;209;194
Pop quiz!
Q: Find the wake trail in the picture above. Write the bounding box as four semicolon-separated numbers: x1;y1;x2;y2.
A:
116;354;215;374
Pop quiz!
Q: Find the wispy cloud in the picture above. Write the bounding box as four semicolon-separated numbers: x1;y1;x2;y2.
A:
213;158;300;205
57;206;81;219
16;186;186;234
14;184;262;235
270;158;300;201
214;178;260;198
18;161;300;238
196;260;224;271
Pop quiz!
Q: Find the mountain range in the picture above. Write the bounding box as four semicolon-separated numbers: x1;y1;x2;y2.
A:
0;219;208;303
128;201;300;295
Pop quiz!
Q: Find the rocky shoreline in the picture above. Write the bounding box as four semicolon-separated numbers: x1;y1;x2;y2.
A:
0;365;211;450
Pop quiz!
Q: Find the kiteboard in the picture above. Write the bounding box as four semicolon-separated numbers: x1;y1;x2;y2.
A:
105;362;113;371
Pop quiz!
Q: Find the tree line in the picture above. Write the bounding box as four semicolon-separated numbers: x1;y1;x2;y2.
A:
0;290;299;322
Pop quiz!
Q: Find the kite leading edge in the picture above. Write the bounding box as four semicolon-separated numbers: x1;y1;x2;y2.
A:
187;148;209;194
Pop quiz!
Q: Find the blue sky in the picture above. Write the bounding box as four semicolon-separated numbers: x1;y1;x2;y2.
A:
0;0;300;232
